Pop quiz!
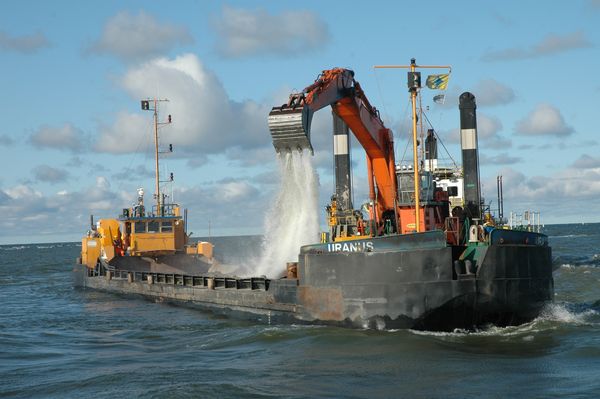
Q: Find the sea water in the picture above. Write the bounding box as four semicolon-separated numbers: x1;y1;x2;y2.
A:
2;225;600;398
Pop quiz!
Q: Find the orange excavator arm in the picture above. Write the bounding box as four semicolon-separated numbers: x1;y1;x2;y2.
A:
268;68;398;221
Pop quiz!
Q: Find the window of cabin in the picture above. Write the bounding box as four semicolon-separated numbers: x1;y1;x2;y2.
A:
147;221;160;233
134;222;146;233
161;221;173;232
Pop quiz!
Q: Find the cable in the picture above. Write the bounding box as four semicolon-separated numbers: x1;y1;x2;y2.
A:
421;111;459;169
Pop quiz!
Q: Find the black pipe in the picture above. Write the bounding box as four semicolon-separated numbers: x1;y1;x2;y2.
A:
425;129;437;172
497;176;501;220
459;92;481;220
500;175;504;222
425;129;437;160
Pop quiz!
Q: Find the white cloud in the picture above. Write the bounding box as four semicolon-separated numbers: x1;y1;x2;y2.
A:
472;79;515;106
95;176;111;190
477;114;512;149
482;31;591;62
168;178;272;236
515;104;573;137
0;178;128;242
95;112;149;154
572;154;600;169
88;11;193;62
95;54;270;155
442;113;511;150
111;164;154;181
477;114;503;140
29;123;85;152
4;185;42;200
479;152;521;165
33;165;69;183
185;154;209;169
0;170;273;243
481;165;600;223
213;6;329;58
435;80;514;110
0;30;50;53
217;180;259;202
534;31;591;55
489;166;600;204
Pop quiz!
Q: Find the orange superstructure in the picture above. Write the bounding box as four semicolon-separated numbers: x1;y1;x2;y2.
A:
79;98;214;274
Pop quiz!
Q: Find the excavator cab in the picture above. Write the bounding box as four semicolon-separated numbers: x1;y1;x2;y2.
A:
268;96;314;154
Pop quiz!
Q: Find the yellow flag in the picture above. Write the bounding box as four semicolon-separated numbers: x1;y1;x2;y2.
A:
426;74;449;90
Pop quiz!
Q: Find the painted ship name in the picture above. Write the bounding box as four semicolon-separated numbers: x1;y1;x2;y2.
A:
327;241;374;252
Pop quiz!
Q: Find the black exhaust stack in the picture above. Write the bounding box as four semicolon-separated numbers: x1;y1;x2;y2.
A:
459;92;481;220
333;111;352;211
424;129;437;171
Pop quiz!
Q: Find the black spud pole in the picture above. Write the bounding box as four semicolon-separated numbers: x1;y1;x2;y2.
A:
333;111;352;211
459;92;481;220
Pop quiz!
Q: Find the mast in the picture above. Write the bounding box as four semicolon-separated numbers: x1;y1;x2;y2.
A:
153;98;160;214
141;98;170;216
374;59;451;233
408;59;421;232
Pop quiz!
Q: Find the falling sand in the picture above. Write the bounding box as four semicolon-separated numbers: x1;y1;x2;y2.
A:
253;150;319;278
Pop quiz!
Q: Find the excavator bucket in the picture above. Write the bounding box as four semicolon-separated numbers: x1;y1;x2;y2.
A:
268;106;314;154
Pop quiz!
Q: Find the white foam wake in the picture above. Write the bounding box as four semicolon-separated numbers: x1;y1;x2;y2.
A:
537;302;598;325
254;150;320;278
408;302;600;338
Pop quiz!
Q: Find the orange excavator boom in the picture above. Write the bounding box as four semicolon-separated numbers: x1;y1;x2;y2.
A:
268;68;398;222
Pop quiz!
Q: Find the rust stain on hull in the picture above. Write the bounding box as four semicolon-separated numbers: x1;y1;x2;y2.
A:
298;286;344;321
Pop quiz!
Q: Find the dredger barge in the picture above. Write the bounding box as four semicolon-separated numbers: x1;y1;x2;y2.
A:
76;60;554;331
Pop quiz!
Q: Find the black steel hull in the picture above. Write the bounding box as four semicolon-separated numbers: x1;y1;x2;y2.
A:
76;231;553;331
296;244;552;330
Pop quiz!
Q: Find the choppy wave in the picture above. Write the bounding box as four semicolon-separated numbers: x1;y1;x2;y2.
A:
548;233;591;239
555;254;600;268
560;264;595;271
409;302;599;339
0;245;26;251
540;302;598;324
0;242;79;251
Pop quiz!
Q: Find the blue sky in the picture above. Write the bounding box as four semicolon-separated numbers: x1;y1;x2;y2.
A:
1;0;599;244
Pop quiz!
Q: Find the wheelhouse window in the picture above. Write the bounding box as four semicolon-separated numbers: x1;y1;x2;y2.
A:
133;220;169;233
147;221;159;233
134;222;146;233
161;221;173;232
